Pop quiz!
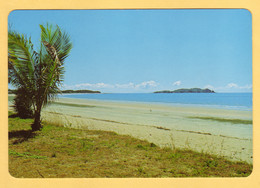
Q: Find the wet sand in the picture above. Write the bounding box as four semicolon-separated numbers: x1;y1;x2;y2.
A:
40;97;252;163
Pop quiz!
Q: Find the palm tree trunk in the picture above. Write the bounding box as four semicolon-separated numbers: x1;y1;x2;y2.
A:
31;106;42;131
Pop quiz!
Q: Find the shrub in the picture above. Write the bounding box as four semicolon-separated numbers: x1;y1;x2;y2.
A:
13;88;33;119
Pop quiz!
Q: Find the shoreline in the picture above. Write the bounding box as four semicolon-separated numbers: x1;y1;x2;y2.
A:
9;93;252;111
58;93;252;111
40;97;253;163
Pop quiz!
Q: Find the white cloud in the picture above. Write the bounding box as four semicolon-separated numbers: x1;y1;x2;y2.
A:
61;84;72;90
63;80;159;91
116;80;159;89
239;84;252;89
226;83;252;90
227;83;238;88
75;82;114;89
135;80;159;89
173;81;181;86
115;83;135;89
203;83;252;92
63;82;251;92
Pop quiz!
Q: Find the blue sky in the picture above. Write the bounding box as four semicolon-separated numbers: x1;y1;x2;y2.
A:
8;9;252;93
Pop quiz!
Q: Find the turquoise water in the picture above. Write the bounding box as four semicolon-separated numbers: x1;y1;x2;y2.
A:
59;93;252;111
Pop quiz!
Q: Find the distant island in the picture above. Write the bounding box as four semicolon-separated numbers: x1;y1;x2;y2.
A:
8;89;101;94
62;90;101;94
154;88;215;93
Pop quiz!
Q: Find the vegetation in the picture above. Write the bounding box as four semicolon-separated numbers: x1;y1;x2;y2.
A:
8;24;72;131
8;89;16;94
62;89;101;93
9;111;252;178
154;88;215;93
13;87;34;118
188;116;252;125
9;89;101;94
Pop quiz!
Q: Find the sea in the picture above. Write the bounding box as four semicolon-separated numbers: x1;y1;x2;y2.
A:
58;93;252;111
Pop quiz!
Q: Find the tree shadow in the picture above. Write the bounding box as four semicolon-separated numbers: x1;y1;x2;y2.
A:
8;113;33;119
8;113;19;118
8;130;37;144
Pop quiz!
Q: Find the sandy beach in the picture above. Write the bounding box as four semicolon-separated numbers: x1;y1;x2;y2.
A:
36;97;252;163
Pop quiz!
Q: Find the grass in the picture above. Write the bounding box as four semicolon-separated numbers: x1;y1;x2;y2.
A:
188;116;252;125
8;112;252;178
9;150;47;159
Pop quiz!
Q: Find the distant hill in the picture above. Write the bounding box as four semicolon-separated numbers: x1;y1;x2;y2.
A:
8;89;101;94
154;88;215;93
61;90;101;94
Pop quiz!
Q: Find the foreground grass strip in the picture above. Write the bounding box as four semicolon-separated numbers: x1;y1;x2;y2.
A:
9;150;47;159
8;112;252;178
188;116;252;125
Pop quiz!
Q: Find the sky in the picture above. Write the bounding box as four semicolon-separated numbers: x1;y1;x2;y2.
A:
8;9;252;93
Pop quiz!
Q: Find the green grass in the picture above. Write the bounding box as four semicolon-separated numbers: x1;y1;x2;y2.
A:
8;112;252;178
9;150;47;159
188;116;252;125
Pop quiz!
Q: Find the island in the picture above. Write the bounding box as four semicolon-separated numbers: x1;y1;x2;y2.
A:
154;88;215;93
61;90;101;94
8;89;101;94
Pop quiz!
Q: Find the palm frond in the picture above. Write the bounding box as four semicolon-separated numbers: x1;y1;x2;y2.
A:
8;31;37;93
40;24;72;64
9;23;72;130
38;24;72;104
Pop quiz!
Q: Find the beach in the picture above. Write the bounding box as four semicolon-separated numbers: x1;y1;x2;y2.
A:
38;97;252;163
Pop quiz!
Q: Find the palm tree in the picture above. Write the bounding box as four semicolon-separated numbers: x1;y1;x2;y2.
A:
8;24;72;131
